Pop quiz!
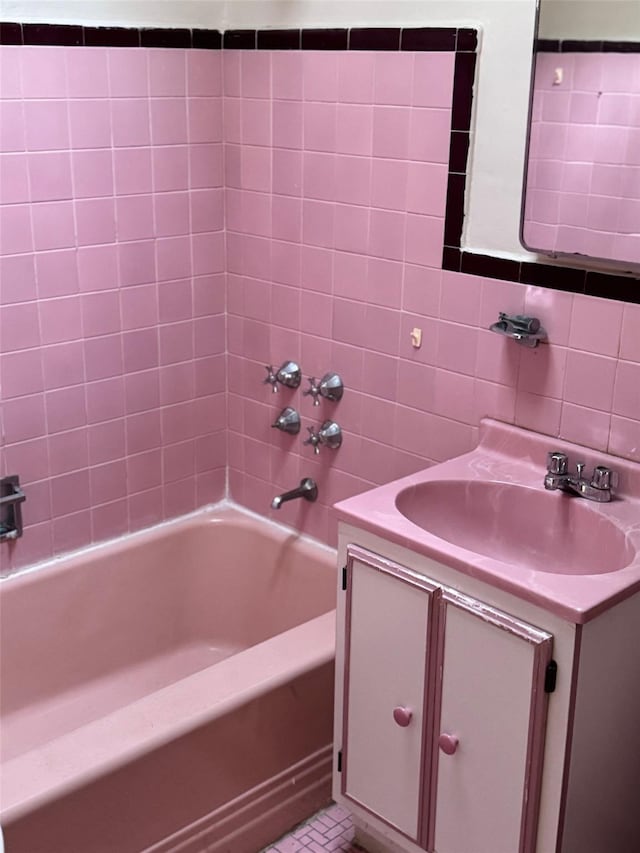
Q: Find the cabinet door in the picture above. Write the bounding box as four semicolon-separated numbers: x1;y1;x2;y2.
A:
341;546;439;843
429;590;553;853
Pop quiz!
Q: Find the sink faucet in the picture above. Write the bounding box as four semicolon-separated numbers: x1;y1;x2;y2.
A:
271;477;318;510
544;452;615;503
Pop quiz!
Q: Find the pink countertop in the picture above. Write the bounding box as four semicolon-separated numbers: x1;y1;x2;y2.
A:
334;419;640;624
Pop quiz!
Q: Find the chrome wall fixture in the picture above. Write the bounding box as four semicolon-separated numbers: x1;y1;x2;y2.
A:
0;475;26;542
271;477;318;509
263;361;302;392
271;407;301;435
489;313;546;348
303;372;344;406
304;420;343;455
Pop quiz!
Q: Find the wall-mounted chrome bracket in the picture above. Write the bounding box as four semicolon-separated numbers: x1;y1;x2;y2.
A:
489;313;546;347
0;476;26;542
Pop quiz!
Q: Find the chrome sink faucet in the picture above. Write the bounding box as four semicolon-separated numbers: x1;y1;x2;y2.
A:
544;452;615;503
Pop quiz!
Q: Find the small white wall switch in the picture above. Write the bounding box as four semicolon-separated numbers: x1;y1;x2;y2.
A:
410;328;422;348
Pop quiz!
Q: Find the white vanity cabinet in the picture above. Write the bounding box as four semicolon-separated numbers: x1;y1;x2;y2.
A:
333;527;640;853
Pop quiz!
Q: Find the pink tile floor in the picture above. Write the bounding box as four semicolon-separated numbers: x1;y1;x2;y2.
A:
262;803;363;852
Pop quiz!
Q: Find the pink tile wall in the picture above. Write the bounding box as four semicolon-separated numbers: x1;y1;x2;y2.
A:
524;51;640;263
0;45;225;572
225;49;640;546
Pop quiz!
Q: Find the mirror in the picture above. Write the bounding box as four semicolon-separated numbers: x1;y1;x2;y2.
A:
521;0;640;271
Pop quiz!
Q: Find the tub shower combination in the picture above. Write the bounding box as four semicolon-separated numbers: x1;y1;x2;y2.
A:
0;506;337;852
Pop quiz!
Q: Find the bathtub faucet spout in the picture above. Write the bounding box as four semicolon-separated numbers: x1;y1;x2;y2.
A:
271;478;318;510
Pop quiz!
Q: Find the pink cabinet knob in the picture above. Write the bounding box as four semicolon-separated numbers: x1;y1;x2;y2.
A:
438;733;459;755
393;706;413;727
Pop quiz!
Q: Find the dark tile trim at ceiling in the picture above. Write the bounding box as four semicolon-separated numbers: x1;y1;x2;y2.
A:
536;38;640;53
1;22;638;300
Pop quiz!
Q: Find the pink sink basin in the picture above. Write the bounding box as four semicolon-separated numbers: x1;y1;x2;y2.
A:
395;480;634;576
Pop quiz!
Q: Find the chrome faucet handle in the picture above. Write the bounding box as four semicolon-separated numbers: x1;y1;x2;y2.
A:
304;425;322;454
547;451;568;475
303;377;322;406
276;360;302;389
591;465;614;491
264;365;279;393
576;461;586;480
271;407;301;435
318;372;344;403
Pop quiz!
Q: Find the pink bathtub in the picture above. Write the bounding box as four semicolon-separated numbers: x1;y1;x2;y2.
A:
0;506;337;852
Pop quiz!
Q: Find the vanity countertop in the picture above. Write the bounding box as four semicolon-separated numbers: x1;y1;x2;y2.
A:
334;419;640;624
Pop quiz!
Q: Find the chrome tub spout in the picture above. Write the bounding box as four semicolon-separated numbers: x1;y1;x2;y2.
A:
271;478;318;510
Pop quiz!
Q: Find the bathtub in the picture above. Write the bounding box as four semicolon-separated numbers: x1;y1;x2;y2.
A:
0;505;337;852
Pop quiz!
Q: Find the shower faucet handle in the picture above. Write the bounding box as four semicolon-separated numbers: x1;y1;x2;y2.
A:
304;372;344;406
264;365;279;393
304;420;343;455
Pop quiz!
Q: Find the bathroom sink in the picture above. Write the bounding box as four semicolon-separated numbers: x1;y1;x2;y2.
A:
395;480;634;576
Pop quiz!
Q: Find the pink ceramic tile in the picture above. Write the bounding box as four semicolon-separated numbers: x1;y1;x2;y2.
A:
118;240;156;287
4;438;50;490
72;149;114;198
372;106;410;159
127;449;162;493
160;362;196;406
563;350;617;411
0;47;23;99
32;200;75;251
559;402;611;452
523;286;574;346
20;47;67;99
154;192;190;237
369;209;405;261
303;151;336;201
42;341;85;390
335;104;373;156
241;51;271;99
304;102;337;153
29;152;73;201
1;348;44;399
403;264;441;317
609;415;640;463
77;244;118;292
612;360;640;421
271;52;303;100
406;162;448;216
620;303;640;363
113;147;153;195
86;379;125;426
156;235;192;281
189;97;223;143
107;48;148;98
0;253;37;305
273;148;303;196
334;204;369;255
122;327;159;373
302;200;335;249
158;279;192;324
111;98;151;146
241;145;271;192
66;48;109;98
52;509;92;555
0;100;26;151
272;196;303;243
35;249;79;298
91;500;128;542
404;213;444;269
153;144;189;191
75;197;116;246
149;50;186;97
192;231;225;275
50;468;90;516
84;334;124;381
187;50;222;97
163;439;196;483
2;393;47;443
150;97;188;145
161;399;197;444
38;295;82;345
436;321;478;376
408;108;452;163
115;194;154;242
338;53;375;104
68;98;112;148
370;158;408;211
334;155;371;207
190;142;223;189
518;344;568;399
128;487;163;530
412;53;455;108
48;428;88;477
0;204;33;254
515;391;562;437
126;410;162;455
568;294;623;357
0;296;40;356
81;290;121;338
303;52;339;102
124;369;160;414
45;385;87;433
191;188;224;233
1;152;30;203
373;52;414;106
273;99;303;150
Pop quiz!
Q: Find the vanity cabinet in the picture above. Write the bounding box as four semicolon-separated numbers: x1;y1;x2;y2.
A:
333;527;640;853
340;545;552;853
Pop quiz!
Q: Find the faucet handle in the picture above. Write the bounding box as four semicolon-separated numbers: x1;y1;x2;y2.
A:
304;376;322;406
304;425;321;454
547;451;568;475
576;461;586;479
591;465;614;491
264;365;279;393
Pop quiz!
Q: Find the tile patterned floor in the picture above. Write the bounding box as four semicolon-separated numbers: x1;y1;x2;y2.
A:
262;803;363;852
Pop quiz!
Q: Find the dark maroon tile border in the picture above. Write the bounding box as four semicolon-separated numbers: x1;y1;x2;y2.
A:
2;21;638;300
536;38;640;53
